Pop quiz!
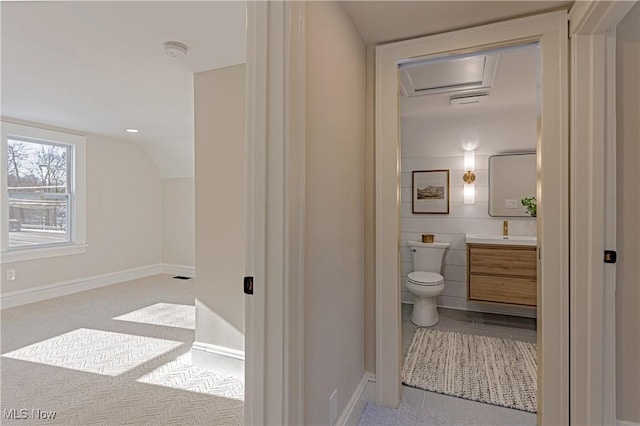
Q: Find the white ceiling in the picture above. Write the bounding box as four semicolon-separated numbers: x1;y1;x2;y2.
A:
400;44;539;118
341;2;554;158
1;1;247;178
399;44;539;158
2;1;572;178
342;1;573;44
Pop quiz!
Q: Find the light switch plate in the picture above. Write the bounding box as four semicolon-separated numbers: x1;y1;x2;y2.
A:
505;199;519;209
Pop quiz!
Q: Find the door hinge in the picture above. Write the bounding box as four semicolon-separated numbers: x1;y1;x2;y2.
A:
604;250;617;264
244;276;254;295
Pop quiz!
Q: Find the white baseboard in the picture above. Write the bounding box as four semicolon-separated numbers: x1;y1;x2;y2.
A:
400;300;537;318
364;372;376;405
1;264;162;309
336;373;370;426
365;371;376;383
191;341;244;382
618;420;640;426
161;263;196;278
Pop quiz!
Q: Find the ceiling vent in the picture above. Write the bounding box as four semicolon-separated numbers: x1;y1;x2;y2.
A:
450;92;489;106
400;55;498;98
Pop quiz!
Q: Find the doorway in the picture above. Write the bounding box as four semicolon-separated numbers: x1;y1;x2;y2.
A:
375;10;569;425
397;42;539;422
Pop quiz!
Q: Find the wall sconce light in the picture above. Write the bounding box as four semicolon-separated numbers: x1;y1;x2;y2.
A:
463;150;476;204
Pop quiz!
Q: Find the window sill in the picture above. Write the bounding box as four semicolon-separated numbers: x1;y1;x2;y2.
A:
0;243;87;264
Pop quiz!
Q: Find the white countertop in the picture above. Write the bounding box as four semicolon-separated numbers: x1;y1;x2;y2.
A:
465;233;537;246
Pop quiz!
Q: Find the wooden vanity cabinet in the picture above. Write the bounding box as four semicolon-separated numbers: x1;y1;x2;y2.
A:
467;243;537;307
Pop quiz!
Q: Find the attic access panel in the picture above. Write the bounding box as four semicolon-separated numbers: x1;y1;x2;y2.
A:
400;55;498;97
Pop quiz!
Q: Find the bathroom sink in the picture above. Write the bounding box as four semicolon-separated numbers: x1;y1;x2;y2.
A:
465;233;537;246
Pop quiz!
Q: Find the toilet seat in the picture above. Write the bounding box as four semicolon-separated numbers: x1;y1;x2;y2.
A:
407;271;444;286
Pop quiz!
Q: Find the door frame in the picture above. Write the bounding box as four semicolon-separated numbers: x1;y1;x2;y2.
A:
568;1;636;424
375;11;569;425
245;2;306;425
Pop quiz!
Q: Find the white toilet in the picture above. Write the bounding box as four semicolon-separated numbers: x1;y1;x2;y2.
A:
406;240;450;326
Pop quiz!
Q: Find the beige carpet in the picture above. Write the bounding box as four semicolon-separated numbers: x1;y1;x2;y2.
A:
1;275;243;425
402;328;537;413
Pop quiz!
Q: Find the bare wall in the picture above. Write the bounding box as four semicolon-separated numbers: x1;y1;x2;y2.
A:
364;45;376;375
305;2;366;423
193;64;245;353
1;124;162;293
616;3;640;423
161;177;195;269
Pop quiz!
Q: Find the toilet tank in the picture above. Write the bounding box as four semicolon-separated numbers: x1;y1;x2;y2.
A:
407;241;450;273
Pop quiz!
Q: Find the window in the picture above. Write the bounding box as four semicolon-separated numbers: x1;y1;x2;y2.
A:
1;122;86;262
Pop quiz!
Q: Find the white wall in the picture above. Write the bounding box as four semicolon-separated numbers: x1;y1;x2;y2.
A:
305;2;366;423
616;3;640;423
161;177;195;271
1;122;162;294
400;107;537;317
193;64;245;359
364;45;377;375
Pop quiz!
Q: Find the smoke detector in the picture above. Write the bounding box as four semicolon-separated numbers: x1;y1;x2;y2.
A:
163;41;188;59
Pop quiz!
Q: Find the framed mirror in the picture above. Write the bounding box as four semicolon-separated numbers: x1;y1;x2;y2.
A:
488;153;536;217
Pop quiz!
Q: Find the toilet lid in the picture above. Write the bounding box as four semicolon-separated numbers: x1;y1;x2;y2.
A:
407;271;444;286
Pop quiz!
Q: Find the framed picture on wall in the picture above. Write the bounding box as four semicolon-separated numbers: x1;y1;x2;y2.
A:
412;170;450;214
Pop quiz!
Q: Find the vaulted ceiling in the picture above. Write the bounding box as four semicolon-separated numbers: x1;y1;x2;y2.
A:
1;1;246;178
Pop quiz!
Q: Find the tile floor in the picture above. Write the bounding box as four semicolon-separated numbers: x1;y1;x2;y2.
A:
358;304;537;426
402;304;537;359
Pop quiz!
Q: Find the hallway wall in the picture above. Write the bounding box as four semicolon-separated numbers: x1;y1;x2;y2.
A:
305;2;367;423
193;64;246;369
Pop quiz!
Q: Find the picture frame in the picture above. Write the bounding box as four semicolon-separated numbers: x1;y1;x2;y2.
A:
412;169;450;214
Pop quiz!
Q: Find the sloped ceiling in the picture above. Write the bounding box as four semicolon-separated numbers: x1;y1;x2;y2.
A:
1;1;246;178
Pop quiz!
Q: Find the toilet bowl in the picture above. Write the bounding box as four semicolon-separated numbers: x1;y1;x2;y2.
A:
406;241;449;327
406;271;445;326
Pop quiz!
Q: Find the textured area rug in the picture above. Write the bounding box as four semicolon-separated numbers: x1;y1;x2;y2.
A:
402;329;537;413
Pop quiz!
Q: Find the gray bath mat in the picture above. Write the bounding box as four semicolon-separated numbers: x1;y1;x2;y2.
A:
402;328;537;413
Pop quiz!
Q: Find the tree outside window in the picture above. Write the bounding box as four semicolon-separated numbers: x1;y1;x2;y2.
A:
7;139;70;248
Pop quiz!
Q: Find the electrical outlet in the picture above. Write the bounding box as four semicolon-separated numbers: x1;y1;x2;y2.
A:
7;269;16;281
329;389;338;425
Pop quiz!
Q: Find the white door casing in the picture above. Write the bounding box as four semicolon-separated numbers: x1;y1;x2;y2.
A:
375;10;569;425
244;3;267;423
568;1;637;424
245;2;306;425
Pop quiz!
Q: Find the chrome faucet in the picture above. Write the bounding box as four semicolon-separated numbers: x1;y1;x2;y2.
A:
503;220;509;237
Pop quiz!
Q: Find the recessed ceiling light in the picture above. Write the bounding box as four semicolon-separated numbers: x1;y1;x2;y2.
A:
126;129;139;133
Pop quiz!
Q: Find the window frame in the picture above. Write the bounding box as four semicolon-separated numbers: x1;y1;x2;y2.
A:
1;122;86;263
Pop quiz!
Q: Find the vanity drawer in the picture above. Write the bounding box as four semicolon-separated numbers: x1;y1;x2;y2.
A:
469;275;537;307
468;245;537;278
